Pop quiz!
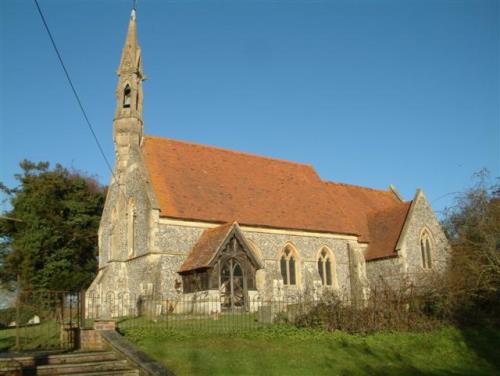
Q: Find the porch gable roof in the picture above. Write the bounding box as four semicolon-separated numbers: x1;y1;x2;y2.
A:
178;222;262;273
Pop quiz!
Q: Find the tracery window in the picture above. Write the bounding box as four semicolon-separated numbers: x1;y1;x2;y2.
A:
317;248;335;286
123;84;131;108
420;230;433;269
280;246;297;286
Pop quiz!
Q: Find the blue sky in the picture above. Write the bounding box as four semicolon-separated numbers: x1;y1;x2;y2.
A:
0;0;498;216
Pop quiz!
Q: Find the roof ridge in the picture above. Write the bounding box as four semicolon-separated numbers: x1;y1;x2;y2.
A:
324;180;393;195
144;134;315;169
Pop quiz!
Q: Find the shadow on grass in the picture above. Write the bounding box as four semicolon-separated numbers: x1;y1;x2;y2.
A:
460;328;500;372
323;331;493;376
0;334;16;352
358;365;480;376
123;326;500;376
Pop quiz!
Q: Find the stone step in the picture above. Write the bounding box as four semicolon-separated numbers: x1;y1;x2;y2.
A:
0;352;118;368
45;352;118;365
36;359;130;375
57;370;140;376
0;366;21;375
0;368;140;376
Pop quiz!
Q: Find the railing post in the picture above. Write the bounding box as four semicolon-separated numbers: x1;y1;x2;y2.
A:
80;290;86;328
15;274;21;352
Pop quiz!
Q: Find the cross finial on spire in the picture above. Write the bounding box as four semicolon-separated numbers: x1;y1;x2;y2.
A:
131;0;138;20
118;3;143;77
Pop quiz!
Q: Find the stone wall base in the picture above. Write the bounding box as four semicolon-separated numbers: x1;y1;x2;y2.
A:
94;320;117;331
79;329;107;351
79;320;116;351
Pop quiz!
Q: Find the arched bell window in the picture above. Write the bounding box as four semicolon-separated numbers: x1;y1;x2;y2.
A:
420;230;433;269
123;84;131;108
280;246;298;286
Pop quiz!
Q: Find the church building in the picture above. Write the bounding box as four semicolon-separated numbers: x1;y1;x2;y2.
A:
87;10;449;317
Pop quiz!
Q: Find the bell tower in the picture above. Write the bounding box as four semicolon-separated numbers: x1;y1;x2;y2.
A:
113;8;145;175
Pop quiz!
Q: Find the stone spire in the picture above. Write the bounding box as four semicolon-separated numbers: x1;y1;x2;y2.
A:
113;8;146;174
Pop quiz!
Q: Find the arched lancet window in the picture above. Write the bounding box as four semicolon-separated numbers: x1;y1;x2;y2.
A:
317;248;336;287
123;84;131;108
280;246;297;286
127;197;136;259
420;230;433;269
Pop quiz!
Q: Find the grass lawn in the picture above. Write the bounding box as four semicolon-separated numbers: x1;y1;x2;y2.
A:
118;312;267;333
121;325;500;376
0;321;62;351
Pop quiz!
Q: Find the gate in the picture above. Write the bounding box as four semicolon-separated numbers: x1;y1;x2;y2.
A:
0;290;84;352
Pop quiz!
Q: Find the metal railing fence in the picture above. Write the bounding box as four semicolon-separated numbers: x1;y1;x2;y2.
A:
0;290;82;352
85;289;437;334
0;286;442;352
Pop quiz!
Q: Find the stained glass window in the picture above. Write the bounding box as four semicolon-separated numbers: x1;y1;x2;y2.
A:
318;248;335;286
289;257;296;285
421;240;427;268
280;256;287;283
420;232;433;269
280;247;297;286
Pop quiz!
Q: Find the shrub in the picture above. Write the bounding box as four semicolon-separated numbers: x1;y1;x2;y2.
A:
293;285;444;334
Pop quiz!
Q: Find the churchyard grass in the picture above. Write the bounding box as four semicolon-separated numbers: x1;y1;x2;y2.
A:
0;321;61;352
120;325;500;376
117;311;269;333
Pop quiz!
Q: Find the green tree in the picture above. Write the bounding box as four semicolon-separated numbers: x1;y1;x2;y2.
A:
0;160;105;292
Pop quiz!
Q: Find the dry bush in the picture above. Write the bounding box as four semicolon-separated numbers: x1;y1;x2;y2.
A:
294;279;444;334
442;171;500;328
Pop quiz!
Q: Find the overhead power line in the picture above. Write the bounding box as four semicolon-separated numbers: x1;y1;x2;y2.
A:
431;191;460;205
33;0;115;180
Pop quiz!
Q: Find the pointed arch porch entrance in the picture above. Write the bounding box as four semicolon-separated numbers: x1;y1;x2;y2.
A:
178;222;263;312
220;257;245;309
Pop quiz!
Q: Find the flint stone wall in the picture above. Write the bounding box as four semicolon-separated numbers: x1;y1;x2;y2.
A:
366;257;406;290
97;148;153;268
401;192;450;281
154;223;355;300
365;192;450;290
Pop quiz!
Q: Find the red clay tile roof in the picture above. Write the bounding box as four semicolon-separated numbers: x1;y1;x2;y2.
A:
365;202;412;260
142;136;411;260
178;222;234;273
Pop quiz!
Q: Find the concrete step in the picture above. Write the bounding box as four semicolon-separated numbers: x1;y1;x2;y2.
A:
36;359;130;375
0;352;118;368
